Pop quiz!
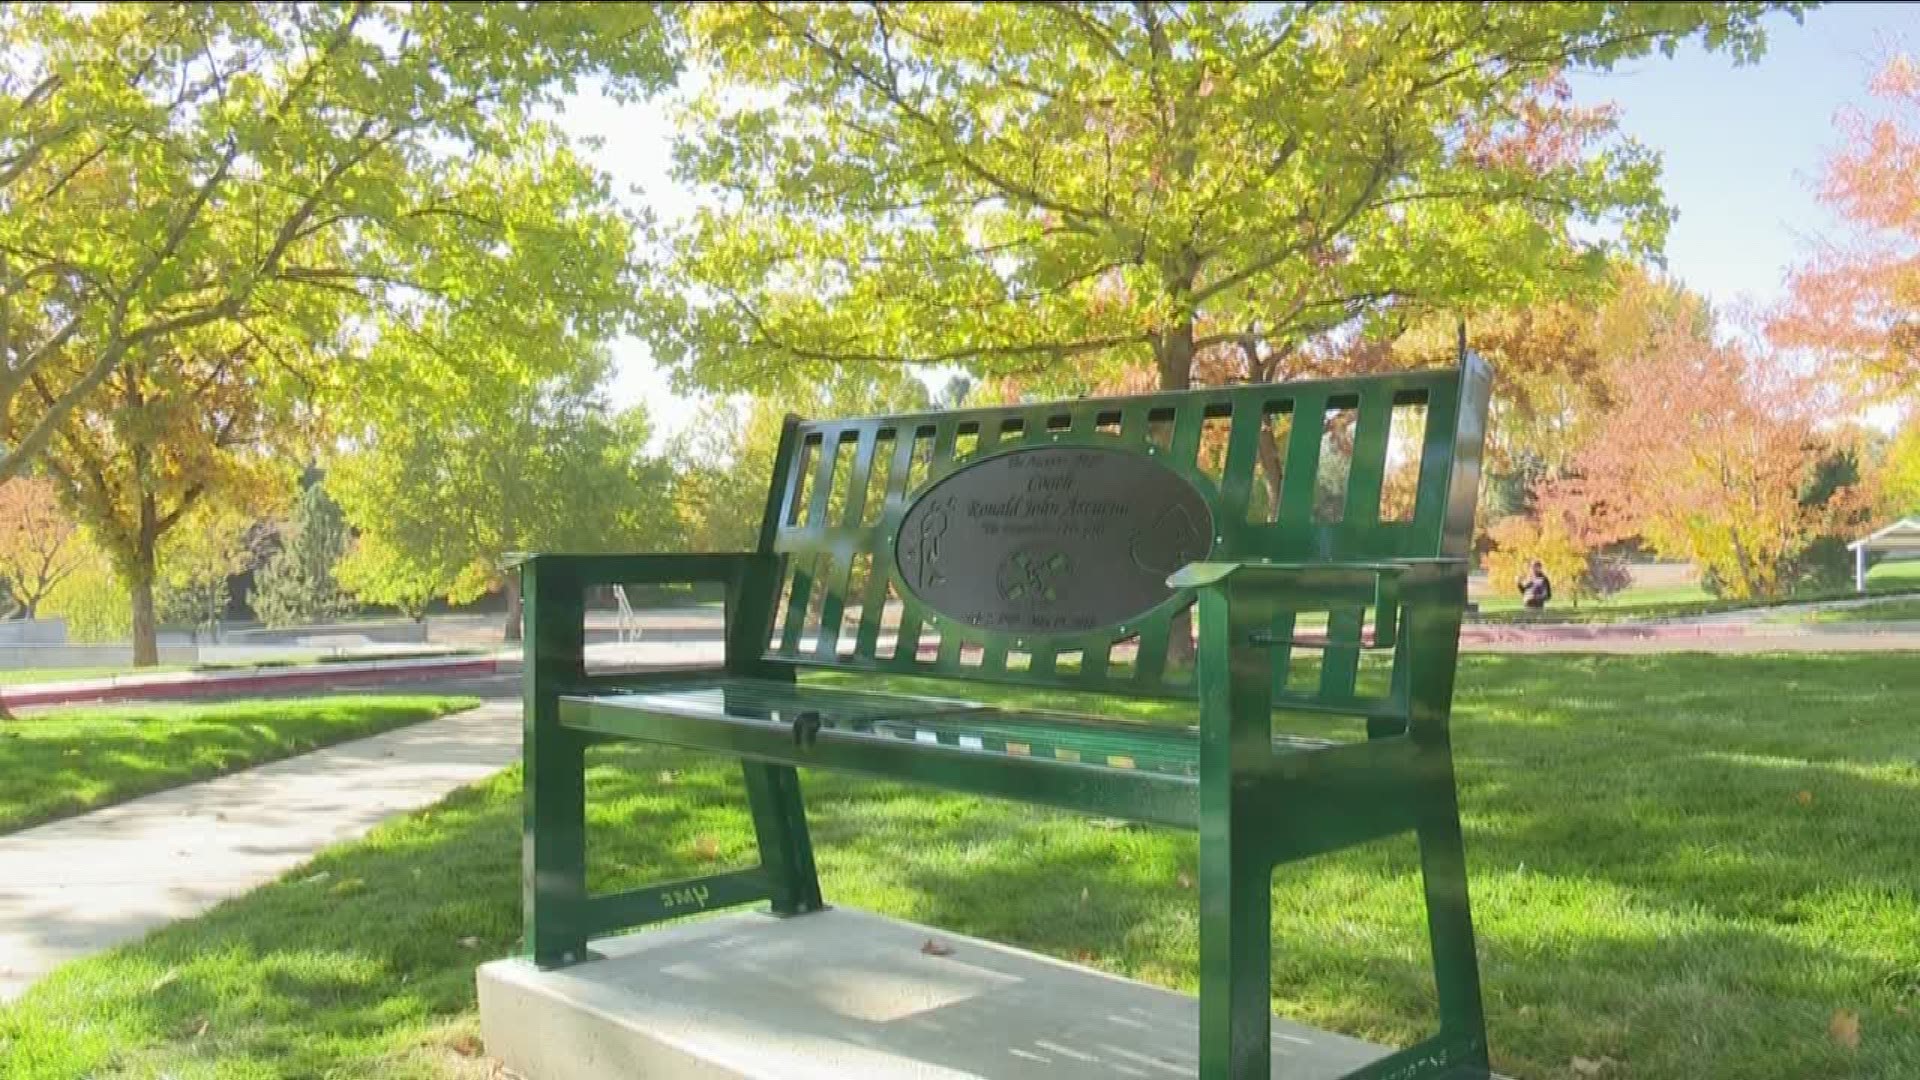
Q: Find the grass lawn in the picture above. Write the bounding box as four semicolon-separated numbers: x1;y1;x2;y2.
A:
1871;559;1920;583
0;695;478;834
4;655;1918;1079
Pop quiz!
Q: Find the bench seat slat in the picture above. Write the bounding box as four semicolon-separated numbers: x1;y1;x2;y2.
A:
557;678;1374;830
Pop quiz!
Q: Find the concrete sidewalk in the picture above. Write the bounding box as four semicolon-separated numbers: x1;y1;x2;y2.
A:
0;698;520;1002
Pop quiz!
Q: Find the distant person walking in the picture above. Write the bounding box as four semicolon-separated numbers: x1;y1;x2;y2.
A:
1518;560;1553;611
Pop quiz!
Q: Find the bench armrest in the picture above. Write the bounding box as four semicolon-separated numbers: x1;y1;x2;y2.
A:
1169;559;1467;650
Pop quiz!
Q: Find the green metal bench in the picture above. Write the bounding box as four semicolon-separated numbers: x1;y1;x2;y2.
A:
519;350;1495;1080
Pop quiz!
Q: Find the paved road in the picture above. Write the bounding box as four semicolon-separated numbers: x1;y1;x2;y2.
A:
0;697;519;1002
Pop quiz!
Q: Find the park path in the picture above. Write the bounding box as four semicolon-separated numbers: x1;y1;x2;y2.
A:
0;697;520;1003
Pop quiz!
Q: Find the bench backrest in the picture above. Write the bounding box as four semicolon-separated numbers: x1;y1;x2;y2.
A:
754;352;1492;700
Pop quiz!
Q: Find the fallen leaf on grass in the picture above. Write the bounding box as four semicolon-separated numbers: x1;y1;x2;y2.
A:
919;938;954;957
1830;1009;1861;1050
449;1033;483;1058
1571;1056;1617;1076
1796;790;1815;807
693;836;721;861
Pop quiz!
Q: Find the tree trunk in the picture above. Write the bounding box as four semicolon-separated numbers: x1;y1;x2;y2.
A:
1254;423;1286;517
1157;320;1195;391
129;482;163;665
130;562;159;667
1728;526;1759;600
502;574;523;643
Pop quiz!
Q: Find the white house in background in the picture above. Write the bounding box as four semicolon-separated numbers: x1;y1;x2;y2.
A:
1847;518;1920;592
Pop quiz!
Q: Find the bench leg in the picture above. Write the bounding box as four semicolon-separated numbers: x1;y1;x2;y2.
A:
1416;772;1491;1075
742;761;825;916
525;725;591;969
1198;827;1273;1080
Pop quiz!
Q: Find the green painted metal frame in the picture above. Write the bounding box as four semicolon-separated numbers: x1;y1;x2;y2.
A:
519;351;1495;1080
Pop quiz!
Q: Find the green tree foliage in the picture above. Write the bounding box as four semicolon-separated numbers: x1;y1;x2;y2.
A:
155;506;255;641
1787;443;1877;593
0;3;678;485
650;2;1804;397
1883;417;1920;516
334;534;488;624
20;332;303;662
252;484;353;628
40;547;128;644
155;574;226;644
668;372;932;552
1;3;679;663
328;361;677;640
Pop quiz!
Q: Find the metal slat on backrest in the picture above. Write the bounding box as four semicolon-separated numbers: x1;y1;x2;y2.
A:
1341;383;1394;538
853;427;919;657
752;355;1490;699
1411;376;1463;558
1274;387;1328;559
811;427;877;660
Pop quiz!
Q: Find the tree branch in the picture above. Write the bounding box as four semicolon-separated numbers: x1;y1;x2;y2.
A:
754;2;1121;238
1189;137;1400;307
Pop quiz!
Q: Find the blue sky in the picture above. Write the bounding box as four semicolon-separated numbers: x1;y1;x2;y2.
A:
1565;3;1912;307
568;4;1915;421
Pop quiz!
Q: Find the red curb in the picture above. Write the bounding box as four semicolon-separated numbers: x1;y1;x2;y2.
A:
0;656;502;709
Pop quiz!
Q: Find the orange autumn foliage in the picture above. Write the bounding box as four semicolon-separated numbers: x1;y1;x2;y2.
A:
1575;328;1873;599
1775;54;1920;398
0;476;86;619
1486;475;1632;607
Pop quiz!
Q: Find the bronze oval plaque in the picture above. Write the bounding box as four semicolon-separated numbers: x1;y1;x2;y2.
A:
894;446;1214;635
